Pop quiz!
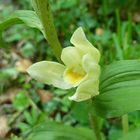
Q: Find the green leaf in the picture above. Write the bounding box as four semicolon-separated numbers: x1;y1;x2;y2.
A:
118;128;140;140
71;101;89;124
13;91;30;111
112;33;123;60
93;60;140;118
0;10;43;33
24;111;34;125
17;122;31;131
10;135;23;140
27;122;95;140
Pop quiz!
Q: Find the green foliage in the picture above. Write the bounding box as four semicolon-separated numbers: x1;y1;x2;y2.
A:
0;68;17;93
0;9;44;49
17;108;48;136
118;128;140;140
0;10;42;31
129;111;140;128
27;122;96;140
108;128;122;140
10;135;23;140
13;91;30;111
71;101;89;125
20;42;36;58
93;60;140;118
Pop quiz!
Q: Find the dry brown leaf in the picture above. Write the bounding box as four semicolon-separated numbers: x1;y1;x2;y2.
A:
37;89;53;103
0;116;9;138
133;12;140;23
15;59;32;73
95;28;104;36
0;88;20;104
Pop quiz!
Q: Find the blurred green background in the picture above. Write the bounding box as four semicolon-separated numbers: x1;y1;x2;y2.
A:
0;0;140;140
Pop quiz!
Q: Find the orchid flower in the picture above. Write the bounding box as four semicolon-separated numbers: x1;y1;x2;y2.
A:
27;27;100;102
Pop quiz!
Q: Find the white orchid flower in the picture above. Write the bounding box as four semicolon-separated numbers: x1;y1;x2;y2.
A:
27;27;100;102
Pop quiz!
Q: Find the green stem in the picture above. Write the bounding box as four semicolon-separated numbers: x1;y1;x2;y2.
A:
115;9;121;47
127;13;132;45
27;94;42;113
102;0;107;22
32;0;62;61
122;114;129;135
9;108;26;126
88;100;101;140
89;113;102;140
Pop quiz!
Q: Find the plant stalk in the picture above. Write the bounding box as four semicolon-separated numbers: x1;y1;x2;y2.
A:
32;0;62;61
88;100;102;140
122;114;129;135
115;9;122;47
89;113;102;140
102;0;107;22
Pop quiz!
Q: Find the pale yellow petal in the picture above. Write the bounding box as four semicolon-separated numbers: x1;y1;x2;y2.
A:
82;54;100;79
70;27;100;62
61;46;81;67
69;79;99;102
27;61;72;89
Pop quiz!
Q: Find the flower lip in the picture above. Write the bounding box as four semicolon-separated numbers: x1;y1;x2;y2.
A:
64;66;87;87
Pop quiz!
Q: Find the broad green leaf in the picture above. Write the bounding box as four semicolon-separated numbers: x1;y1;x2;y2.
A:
27;122;95;140
118;128;140;140
0;10;43;33
93;60;140;118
